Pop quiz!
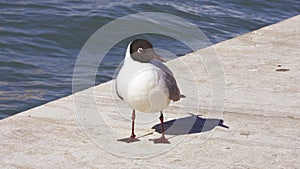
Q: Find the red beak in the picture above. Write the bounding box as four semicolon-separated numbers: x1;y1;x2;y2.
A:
153;55;166;62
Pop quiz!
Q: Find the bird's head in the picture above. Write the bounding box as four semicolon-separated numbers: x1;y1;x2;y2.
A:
129;39;165;63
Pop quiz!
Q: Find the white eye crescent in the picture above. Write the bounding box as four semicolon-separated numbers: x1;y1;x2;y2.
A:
137;48;143;54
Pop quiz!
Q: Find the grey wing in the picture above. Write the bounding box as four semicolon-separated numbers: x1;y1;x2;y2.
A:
115;78;123;100
161;70;181;101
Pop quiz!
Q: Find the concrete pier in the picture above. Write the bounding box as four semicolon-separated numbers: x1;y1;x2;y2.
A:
1;15;299;168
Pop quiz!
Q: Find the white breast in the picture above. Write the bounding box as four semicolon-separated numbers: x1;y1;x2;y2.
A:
127;67;170;112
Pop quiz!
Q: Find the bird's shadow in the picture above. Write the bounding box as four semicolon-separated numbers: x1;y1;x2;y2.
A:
152;114;229;135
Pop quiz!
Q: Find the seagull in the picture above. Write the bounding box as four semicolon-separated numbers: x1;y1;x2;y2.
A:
116;39;183;143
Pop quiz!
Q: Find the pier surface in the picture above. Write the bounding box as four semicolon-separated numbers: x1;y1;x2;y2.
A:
1;15;299;168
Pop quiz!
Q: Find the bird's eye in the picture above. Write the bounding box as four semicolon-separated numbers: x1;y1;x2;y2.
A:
137;48;143;54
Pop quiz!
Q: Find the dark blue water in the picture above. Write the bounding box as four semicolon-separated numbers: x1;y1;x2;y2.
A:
0;0;299;119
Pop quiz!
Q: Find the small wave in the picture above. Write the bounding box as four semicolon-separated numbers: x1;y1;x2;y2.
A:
0;114;9;120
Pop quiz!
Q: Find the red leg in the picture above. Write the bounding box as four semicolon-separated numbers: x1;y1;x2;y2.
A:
117;109;140;143
150;111;170;144
131;109;136;138
159;111;165;137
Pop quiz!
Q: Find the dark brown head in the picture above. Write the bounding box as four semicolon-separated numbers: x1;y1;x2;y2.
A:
129;39;165;63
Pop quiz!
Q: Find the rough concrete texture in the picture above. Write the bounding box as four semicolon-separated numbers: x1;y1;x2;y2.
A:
1;15;300;168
